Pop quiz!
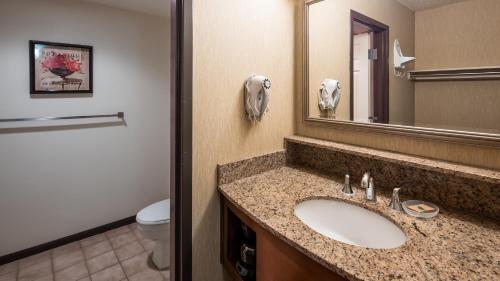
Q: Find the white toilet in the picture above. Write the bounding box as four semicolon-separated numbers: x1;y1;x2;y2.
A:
136;199;170;269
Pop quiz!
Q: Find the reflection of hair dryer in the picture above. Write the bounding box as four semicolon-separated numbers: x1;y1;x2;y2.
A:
394;39;415;77
318;79;341;119
244;75;271;123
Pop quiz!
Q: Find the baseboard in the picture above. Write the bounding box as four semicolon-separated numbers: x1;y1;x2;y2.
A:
0;216;136;266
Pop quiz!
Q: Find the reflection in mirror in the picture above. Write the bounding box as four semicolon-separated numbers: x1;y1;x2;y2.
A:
305;0;500;135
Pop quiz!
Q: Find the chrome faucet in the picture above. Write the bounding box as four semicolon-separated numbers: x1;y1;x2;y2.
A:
388;187;402;211
341;174;354;195
361;172;376;202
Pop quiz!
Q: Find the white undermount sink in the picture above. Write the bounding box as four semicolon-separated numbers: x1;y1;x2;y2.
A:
294;199;406;249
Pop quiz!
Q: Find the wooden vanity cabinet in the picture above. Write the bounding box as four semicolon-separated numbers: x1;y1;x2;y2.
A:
221;196;347;281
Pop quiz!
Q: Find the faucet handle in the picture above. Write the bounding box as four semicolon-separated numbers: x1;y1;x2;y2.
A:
367;177;376;202
388;187;402;211
341;175;354;195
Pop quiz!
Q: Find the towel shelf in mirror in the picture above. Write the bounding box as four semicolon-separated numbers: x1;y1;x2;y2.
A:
408;66;500;81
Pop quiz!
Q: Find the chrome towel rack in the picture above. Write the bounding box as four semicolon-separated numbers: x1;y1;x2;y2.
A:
0;112;124;123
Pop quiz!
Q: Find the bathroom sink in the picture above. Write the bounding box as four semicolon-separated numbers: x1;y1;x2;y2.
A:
294;199;406;249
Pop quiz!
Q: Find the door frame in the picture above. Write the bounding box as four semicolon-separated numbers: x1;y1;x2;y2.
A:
349;10;389;123
170;0;192;281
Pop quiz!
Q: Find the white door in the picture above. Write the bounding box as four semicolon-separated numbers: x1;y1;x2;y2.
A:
353;33;374;123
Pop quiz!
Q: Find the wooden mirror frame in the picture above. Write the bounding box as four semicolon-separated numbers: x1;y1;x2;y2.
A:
302;0;500;148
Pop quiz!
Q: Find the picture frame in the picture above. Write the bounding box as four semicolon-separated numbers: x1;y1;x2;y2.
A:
30;40;93;95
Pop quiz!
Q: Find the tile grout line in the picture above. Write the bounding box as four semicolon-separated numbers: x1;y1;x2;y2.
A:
115;224;150;281
84;234;117;280
85;224;142;281
128;223;169;281
111;226;132;281
114;248;130;281
50;247;55;280
52;242;87;280
118;224;143;281
129;222;169;281
85;237;143;278
79;240;92;281
16;260;19;281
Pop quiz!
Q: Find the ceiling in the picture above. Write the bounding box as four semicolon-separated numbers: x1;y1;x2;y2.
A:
397;0;472;11
77;0;169;18
77;0;469;17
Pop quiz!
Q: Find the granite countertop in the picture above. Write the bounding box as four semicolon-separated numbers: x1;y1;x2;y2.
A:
218;166;500;281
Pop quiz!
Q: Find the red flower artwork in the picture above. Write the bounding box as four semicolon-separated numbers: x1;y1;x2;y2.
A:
65;60;81;72
41;53;81;78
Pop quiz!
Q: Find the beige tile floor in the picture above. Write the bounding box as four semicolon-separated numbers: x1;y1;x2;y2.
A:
0;223;169;281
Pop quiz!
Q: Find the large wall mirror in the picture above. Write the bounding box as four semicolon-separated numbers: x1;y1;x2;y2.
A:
304;0;500;146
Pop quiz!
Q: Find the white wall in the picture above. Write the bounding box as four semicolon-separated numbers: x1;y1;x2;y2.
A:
0;0;170;256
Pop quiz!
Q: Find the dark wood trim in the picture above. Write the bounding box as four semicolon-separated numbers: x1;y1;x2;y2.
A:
220;194;225;265
29;40;93;95
349;17;354;121
350;10;389;32
170;0;193;281
349;10;389;124
373;30;389;123
0;216;135;266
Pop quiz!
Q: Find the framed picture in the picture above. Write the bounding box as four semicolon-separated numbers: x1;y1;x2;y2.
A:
30;40;93;95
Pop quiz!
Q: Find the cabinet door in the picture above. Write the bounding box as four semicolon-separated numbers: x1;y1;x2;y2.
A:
256;225;346;281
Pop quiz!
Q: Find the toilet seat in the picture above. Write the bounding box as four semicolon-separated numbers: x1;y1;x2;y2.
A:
137;199;170;225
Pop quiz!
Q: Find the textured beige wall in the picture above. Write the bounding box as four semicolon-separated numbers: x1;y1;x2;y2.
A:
306;0;415;125
296;1;500;170
307;0;350;120
415;0;500;69
414;0;500;133
415;81;500;134
192;0;297;280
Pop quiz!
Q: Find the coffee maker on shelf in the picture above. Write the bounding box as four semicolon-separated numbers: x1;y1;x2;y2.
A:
235;222;256;281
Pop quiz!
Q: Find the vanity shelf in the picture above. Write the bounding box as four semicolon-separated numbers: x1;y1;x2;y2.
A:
407;66;500;81
222;201;255;281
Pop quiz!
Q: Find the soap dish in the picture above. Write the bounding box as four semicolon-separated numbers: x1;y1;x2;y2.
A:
402;200;439;219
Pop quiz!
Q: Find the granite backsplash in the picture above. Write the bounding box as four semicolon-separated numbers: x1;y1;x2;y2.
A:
285;136;500;220
217;150;286;185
